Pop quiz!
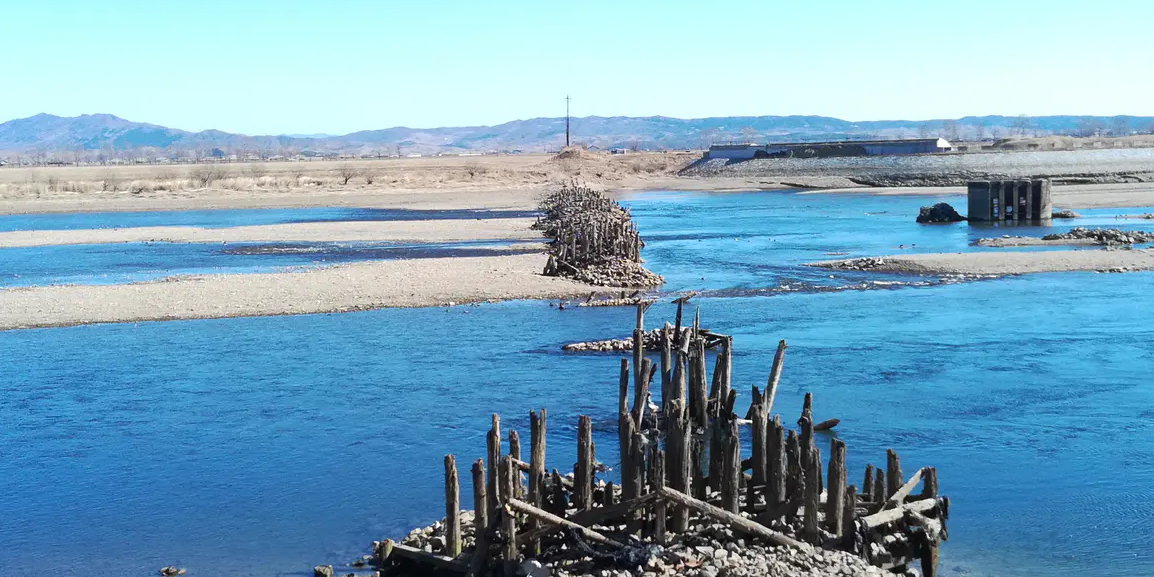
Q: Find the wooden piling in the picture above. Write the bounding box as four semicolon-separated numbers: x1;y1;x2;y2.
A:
886;449;902;499
549;469;566;516
862;464;875;502
800;392;813;424
632;358;652;427
785;429;801;500
767;415;785;507
798;416;814;491
803;446;821;543
527;410;545;555
652;449;667;544
750;387;768;491
444;455;461;558
660;325;672;411
627;429;646;534
826;438;846;536
667;398;691;532
471;459;487;539
764;339;787;416
508;430;522;499
920;467;938;500
722;419;741;514
873;469;885;511
486;415;501;515
576;415;593;511
842;484;858;551
500;456;517;565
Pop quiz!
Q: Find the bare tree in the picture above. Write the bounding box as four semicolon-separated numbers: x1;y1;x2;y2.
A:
975;122;987;141
917;123;931;138
190;164;230;187
363;168;377;184
941;120;960;141
336;164;359;185
1011;114;1031;137
699;128;718;150
1110;117;1130;137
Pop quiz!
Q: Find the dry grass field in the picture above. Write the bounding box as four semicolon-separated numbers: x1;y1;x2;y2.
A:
0;151;700;212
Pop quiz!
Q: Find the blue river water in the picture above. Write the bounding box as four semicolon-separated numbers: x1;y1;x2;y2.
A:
1;191;1152;577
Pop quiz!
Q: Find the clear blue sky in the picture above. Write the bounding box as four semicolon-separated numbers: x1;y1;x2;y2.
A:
2;0;1150;135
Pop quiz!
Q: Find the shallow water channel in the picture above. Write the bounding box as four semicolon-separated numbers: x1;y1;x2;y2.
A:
1;191;1152;577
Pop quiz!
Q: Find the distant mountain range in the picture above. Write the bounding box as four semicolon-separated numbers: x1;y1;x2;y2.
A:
2;112;1152;157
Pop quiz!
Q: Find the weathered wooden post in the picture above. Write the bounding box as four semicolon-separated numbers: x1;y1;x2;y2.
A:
721;419;741;514
652;449;667;544
500;456;517;566
486;415;501;515
764;339;787;416
527;409;546;555
471;459;487;539
826;438;846;536
618;359;634;499
576;415;593;510
660;324;672;412
803;446;821;543
549;469;566;516
800;392;813;424
843;484;858;551
633;303;645;392
798;416;814;491
767;415;785;507
886;449;902;499
920;467;938;500
873;470;885;512
862;464;875;502
444;455;461;558
667;398;691;532
627;430;646;534
632;358;652;428
750;387;768;494
508;430;522;499
785;430;801;500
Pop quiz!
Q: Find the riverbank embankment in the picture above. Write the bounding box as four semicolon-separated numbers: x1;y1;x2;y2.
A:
680;148;1154;187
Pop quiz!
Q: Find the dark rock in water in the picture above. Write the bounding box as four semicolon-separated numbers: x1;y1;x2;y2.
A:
158;568;186;577
1052;209;1081;219
313;565;334;577
916;203;966;224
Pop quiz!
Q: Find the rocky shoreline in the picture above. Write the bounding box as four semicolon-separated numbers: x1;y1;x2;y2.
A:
976;227;1154;247
373;490;895;577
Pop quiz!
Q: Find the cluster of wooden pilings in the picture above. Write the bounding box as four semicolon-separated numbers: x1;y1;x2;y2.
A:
373;301;949;577
536;181;662;287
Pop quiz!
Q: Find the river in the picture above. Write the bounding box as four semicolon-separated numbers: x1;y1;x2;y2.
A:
1;190;1151;576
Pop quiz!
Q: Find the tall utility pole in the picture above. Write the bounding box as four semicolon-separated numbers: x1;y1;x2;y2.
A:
565;95;571;148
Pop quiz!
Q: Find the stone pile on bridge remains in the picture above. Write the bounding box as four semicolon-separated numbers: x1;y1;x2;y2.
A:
536;182;663;288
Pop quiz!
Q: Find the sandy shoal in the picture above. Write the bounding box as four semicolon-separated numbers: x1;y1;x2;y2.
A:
810;249;1154;275
0;217;540;248
0;253;598;330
